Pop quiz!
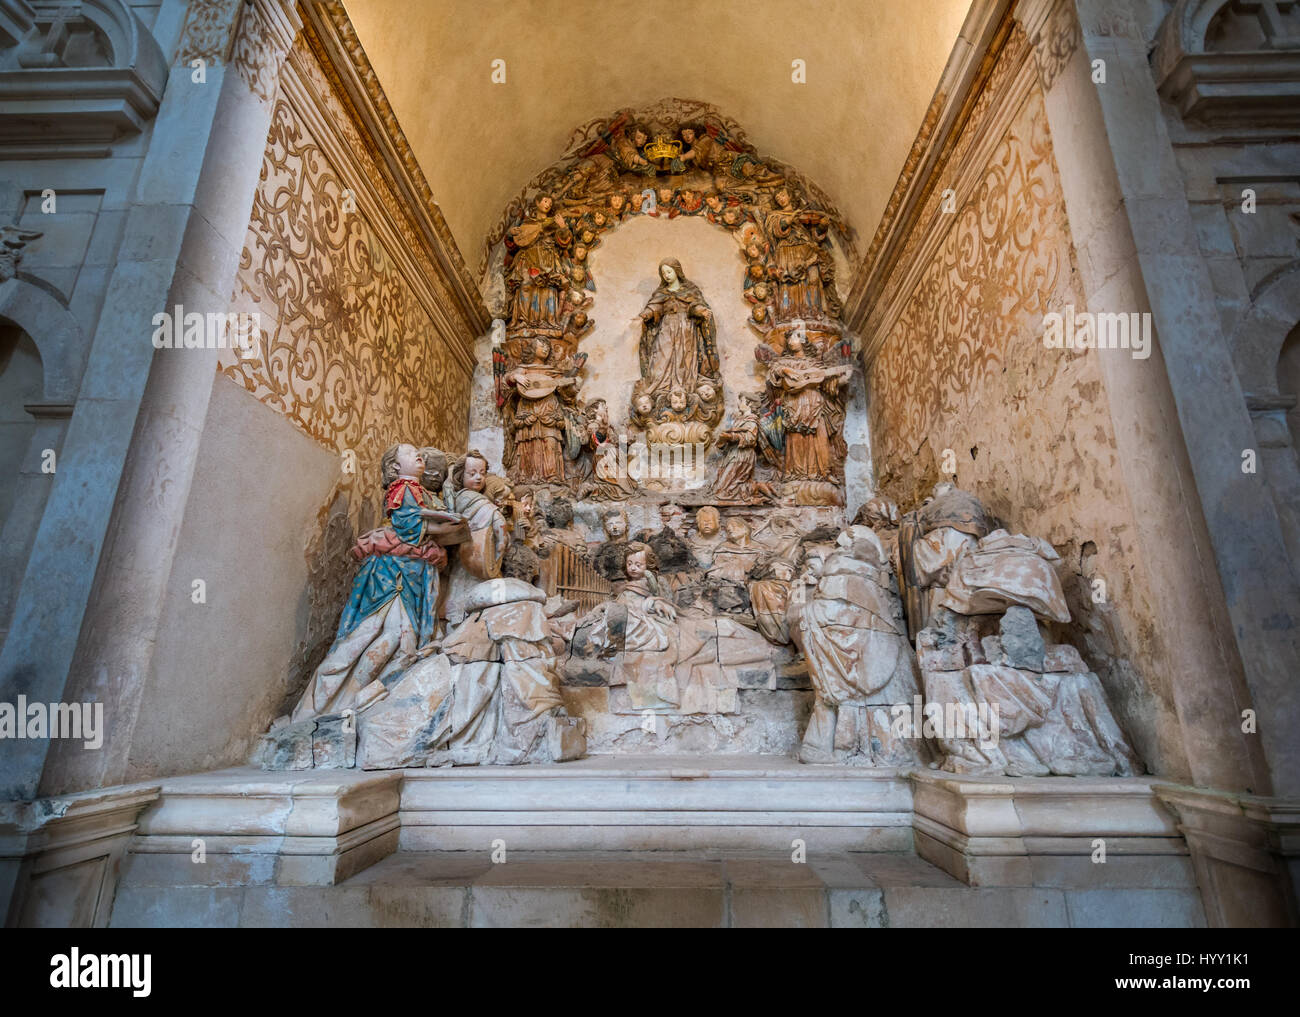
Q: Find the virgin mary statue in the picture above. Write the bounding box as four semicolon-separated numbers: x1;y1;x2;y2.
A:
637;259;720;409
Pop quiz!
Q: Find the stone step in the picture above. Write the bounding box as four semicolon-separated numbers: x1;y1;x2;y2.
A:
110;849;1206;928
398;754;913;852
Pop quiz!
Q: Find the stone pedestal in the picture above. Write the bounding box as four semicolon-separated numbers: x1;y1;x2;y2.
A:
125;769;401;889
1155;785;1300;928
1;784;159;927
911;771;1193;894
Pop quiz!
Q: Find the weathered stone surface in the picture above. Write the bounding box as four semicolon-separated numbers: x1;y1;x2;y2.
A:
998;606;1045;672
257;720;316;770
312;713;358;769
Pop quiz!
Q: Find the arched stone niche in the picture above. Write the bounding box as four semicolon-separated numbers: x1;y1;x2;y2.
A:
1154;0;1300;124
1234;264;1300;578
475;100;867;512
0;277;86;640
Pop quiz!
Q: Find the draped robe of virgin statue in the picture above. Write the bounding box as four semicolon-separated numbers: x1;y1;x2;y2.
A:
638;258;719;405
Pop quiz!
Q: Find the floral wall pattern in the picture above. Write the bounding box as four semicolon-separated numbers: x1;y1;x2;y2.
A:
868;88;1072;490
216;31;476;697
218;67;471;530
865;81;1172;774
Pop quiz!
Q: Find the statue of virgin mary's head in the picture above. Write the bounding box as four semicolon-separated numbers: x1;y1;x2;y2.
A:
659;259;685;286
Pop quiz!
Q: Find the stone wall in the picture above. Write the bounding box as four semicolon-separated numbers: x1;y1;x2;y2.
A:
117;25;479;781
861;31;1178;779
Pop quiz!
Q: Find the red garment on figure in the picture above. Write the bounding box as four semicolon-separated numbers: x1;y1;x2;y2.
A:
384;477;426;514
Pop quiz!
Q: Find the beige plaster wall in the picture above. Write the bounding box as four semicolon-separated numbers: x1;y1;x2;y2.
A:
122;378;339;780
867;82;1185;780
344;0;973;268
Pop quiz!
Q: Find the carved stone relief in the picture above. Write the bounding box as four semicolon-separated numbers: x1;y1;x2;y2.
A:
485;101;856;505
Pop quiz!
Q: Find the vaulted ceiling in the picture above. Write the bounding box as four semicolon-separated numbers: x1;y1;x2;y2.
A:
343;0;973;275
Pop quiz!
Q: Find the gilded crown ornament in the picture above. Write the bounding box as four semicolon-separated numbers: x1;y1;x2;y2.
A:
643;134;682;165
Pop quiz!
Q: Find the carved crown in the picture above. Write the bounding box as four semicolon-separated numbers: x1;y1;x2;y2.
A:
643;134;682;162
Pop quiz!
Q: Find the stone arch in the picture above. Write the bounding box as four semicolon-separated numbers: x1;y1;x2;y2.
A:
1232;261;1300;396
0;287;82;640
1233;263;1300;580
482;99;855;351
0;275;86;404
1154;0;1300;122
479;101;861;505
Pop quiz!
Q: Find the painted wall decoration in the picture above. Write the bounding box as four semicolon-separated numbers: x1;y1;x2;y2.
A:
219;59;472;530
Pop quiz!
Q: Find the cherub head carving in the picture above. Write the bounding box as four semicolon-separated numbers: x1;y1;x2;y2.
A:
695;506;721;539
603;508;629;541
452;449;490;493
623;540;658;580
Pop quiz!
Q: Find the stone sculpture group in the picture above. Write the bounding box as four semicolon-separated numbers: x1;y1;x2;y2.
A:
262;430;1138;780
259;107;1135;777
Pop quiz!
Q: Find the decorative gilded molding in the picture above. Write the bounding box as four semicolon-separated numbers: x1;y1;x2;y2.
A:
481;96;857;280
299;0;489;342
844;0;1020;346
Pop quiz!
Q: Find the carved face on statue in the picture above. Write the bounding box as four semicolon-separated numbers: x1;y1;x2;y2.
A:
659;262;679;287
395;444;424;480
634;393;653;416
669;387;689;414
530;337;552;363
775;188;792;209
625;547;649;581
697;381;716;404
724;515;752;546
604;510;628;540
537;195;554;215
419;447;448;491
462;454;488;492
681;128;696;145
696;507;720;538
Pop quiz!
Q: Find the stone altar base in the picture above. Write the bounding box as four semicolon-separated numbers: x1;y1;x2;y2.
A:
18;758;1212;927
398;755;910;852
911;771;1192;890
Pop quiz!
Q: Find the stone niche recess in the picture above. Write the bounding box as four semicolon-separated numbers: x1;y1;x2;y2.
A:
461;104;870;755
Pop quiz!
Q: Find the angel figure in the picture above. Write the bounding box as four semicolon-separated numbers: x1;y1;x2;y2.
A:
501;336;585;487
